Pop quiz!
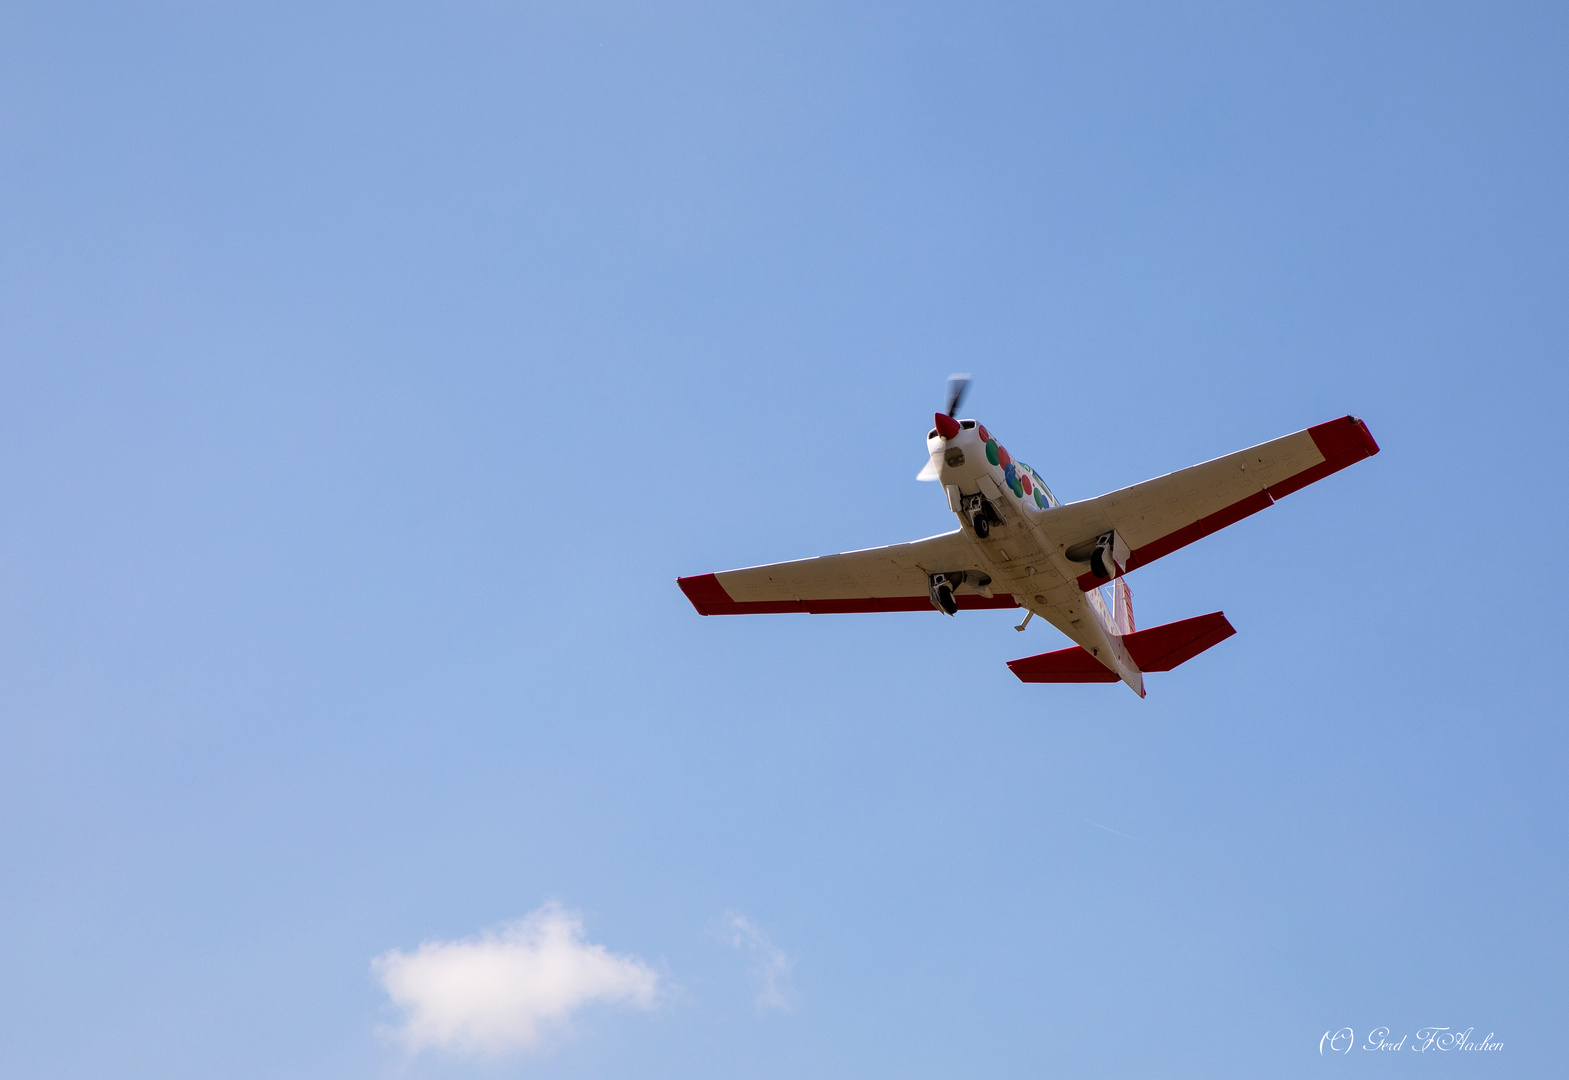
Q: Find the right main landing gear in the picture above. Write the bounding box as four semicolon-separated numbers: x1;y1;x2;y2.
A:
927;570;994;615
1090;544;1113;580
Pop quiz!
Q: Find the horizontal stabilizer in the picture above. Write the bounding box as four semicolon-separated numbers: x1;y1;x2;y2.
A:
1007;612;1236;683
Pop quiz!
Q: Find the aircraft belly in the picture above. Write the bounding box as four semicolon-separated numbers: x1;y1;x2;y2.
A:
964;519;1056;592
947;472;1142;692
965;511;1145;695
1025;590;1143;694
1033;590;1110;653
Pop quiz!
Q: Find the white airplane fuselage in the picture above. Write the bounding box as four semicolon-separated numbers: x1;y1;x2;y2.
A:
679;404;1378;695
925;418;1145;695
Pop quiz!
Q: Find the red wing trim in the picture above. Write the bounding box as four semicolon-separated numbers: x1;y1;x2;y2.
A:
679;573;748;615
1007;612;1235;683
1309;413;1381;459
1078;415;1379;591
1075;490;1274;591
677;574;1020;615
1266;415;1381;499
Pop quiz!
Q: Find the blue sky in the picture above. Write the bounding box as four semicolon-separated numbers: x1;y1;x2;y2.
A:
1;2;1564;1077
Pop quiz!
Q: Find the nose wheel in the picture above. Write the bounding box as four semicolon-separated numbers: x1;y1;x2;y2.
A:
963;493;995;538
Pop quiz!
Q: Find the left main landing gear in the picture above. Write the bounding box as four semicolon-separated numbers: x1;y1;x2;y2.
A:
927;570;993;615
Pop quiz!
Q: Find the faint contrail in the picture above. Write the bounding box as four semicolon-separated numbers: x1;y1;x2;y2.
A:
1087;820;1142;842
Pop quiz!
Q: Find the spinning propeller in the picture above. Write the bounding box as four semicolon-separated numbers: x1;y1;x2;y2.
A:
945;373;971;419
917;373;972;480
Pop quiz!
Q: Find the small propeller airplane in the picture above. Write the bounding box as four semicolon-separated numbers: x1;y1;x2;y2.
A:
678;377;1379;696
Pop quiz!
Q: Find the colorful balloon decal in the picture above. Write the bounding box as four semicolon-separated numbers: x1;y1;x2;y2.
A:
971;424;1058;510
1004;462;1024;497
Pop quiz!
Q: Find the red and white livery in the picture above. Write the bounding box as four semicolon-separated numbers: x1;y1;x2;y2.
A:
678;380;1380;696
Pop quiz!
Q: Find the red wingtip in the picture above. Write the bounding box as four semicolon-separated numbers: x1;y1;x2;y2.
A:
1307;415;1380;461
677;573;733;616
934;412;960;438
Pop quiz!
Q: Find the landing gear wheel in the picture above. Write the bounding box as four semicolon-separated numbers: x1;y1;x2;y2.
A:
973;515;990;539
1090;547;1112;580
934;584;957;615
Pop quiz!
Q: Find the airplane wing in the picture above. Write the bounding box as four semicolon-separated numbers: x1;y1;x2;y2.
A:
678;531;1019;615
1039;415;1380;591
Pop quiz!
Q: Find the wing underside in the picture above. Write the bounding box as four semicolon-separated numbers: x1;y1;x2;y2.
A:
678;531;1019;615
1040;415;1379;590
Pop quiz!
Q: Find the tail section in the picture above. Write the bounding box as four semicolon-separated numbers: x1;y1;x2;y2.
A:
1007;612;1235;685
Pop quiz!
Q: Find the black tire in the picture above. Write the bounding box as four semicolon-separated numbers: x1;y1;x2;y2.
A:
1090;547;1112;579
974;515;990;539
936;584;957;615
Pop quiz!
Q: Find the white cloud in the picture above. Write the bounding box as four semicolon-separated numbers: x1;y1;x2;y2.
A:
373;902;659;1056
722;913;794;1013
